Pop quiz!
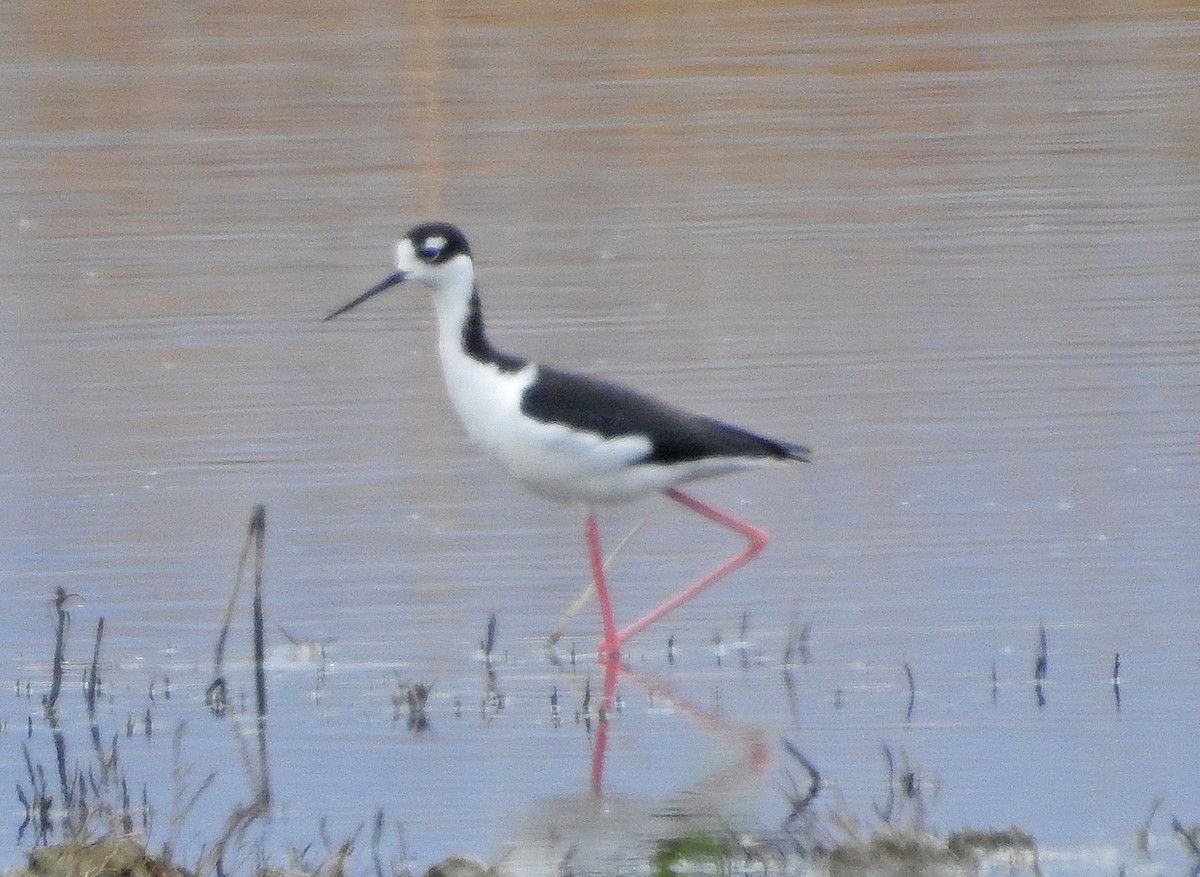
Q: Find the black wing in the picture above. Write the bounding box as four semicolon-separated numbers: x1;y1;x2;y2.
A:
522;365;811;465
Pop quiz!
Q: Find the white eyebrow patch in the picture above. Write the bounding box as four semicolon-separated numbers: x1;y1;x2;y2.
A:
421;235;447;256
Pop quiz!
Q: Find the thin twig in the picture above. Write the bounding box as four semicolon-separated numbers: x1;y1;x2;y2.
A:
782;611;811;667
370;809;386;877
86;617;104;721
545;519;645;649
875;743;896;824
903;662;916;723
46;587;72;716
206;506;266;715
1112;652;1121;711
196;505;272;877
248;506;270;800
780;738;821;823
1033;623;1048;708
482;613;497;664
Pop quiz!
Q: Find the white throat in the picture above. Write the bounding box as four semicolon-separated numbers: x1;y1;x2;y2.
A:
424;269;535;459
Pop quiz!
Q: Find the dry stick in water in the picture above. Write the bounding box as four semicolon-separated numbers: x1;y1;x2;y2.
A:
250;506;268;730
197;504;272;877
43;587;76;829
45;587;71;716
166;721;217;862
903;662;916;723
86;618;120;787
781;611;812;727
782;610;811;667
18;741;52;842
1135;794;1164;856
545;519;646;649
482;612;498;664
1035;623;1049;677
781;738;821;825
86;617;104;721
875;743;897;824
1111;652;1121;711
206;505;268;715
1172;816;1200;862
1033;623;1048;708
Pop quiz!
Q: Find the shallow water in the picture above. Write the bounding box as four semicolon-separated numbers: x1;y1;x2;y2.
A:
2;2;1199;874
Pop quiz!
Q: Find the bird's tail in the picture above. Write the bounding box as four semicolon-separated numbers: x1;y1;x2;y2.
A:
778;440;813;463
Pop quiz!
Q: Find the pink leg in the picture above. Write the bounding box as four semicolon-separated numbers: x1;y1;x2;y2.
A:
585;514;621;660
614;488;769;647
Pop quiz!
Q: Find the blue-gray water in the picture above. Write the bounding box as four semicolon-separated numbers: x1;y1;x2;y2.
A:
2;3;1198;874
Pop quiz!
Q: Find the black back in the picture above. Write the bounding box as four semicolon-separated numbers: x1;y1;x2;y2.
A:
523;366;810;465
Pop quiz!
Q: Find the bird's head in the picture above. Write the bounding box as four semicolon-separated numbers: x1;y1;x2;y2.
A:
325;222;474;321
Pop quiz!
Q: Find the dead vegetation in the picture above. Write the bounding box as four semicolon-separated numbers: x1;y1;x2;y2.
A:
7;506;1196;877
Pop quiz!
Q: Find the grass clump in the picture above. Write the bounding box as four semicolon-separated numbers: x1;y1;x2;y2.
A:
15;836;190;877
651;833;734;877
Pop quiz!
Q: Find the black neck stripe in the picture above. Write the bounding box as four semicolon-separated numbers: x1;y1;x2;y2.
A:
462;286;525;373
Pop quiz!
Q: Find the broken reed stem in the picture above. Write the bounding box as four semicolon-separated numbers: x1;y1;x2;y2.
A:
206;504;269;716
46;587;71;716
196;795;271;877
1034;623;1048;680
1033;623;1048;708
546;518;645;648
42;588;76;827
783;610;810;667
782;738;821;818
250;506;268;722
875;743;896;823
86;617;104;721
1112;652;1121;711
482;612;497;663
250;505;270;803
86;618;119;789
903;662;916;723
1172;815;1200;859
206;564;242;715
371;809;386;877
197;504;272;877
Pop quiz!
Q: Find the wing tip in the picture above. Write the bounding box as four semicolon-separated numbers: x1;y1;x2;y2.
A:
780;441;813;463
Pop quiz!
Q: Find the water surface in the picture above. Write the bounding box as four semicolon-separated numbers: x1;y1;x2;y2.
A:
2;2;1198;874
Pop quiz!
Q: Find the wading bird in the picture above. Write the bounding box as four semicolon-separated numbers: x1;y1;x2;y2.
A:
326;223;810;658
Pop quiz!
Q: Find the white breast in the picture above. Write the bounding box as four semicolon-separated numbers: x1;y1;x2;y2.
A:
437;342;663;504
428;282;754;507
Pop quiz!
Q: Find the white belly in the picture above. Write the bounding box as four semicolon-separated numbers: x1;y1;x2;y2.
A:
439;350;689;504
436;328;771;505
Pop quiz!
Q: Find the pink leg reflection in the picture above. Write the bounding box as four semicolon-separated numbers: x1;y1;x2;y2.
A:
589;655;621;795
587;657;767;797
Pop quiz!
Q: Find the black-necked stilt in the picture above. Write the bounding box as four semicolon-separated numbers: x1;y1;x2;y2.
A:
326;223;810;658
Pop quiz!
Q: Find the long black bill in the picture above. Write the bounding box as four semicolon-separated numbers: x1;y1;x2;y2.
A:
324;270;407;321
